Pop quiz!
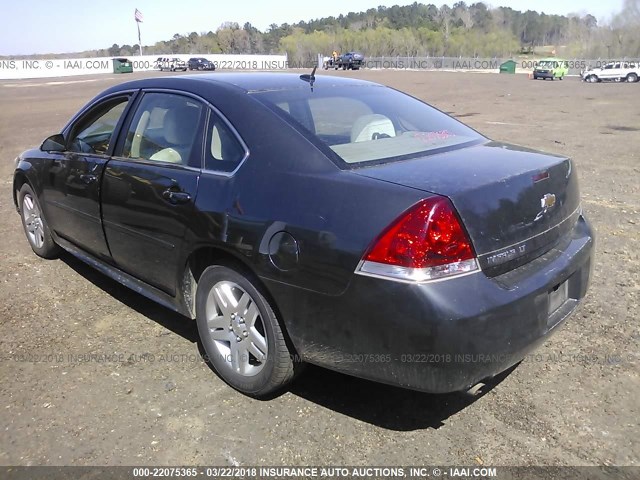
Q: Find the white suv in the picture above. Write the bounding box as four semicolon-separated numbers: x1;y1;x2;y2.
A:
582;61;639;83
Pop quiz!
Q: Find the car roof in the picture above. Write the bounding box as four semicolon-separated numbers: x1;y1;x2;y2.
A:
108;72;382;95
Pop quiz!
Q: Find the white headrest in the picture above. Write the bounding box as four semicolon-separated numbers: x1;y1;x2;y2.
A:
351;114;396;143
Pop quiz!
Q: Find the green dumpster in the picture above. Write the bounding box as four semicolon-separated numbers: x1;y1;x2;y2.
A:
499;59;517;74
112;58;133;74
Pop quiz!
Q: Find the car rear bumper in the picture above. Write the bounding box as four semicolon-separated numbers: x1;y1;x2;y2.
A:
272;214;594;393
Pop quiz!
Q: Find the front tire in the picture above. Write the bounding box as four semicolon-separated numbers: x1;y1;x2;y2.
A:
196;265;298;397
18;183;60;259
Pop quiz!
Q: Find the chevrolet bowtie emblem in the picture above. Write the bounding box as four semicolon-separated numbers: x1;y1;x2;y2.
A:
534;193;557;222
541;193;556;209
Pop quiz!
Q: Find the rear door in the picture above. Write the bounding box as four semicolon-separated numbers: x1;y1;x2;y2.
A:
43;93;133;261
601;62;619;80
101;91;204;295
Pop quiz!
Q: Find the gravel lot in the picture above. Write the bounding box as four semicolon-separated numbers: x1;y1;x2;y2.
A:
0;70;638;467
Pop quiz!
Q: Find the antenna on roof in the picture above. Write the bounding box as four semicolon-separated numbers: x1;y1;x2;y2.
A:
299;65;317;92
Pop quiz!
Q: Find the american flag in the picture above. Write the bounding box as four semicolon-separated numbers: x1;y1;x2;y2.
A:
134;8;143;23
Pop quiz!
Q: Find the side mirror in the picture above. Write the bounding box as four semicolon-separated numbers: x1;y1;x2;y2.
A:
41;134;66;152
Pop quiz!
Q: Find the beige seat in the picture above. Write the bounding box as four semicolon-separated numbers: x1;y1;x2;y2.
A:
351;114;396;143
130;111;150;158
149;147;183;163
150;106;199;164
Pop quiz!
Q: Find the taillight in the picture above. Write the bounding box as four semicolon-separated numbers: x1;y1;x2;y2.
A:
356;196;479;282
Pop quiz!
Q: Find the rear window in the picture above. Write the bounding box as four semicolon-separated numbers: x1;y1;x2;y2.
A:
253;85;483;166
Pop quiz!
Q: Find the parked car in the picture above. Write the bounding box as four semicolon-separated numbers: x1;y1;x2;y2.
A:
188;57;216;71
533;58;569;80
13;73;594;397
155;57;187;72
582;61;639;83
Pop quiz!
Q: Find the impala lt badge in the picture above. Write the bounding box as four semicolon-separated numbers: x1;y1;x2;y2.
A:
535;193;557;221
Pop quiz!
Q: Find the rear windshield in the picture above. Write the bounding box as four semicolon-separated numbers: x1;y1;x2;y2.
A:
252;85;483;166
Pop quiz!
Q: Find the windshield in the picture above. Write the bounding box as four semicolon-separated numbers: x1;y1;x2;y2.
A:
253;85;483;166
537;61;556;67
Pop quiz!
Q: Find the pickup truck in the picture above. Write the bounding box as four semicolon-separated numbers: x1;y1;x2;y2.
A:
324;52;365;70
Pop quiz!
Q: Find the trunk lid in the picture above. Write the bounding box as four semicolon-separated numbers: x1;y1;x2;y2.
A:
353;141;581;275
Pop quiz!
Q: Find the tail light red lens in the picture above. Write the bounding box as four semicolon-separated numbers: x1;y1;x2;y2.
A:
358;196;478;282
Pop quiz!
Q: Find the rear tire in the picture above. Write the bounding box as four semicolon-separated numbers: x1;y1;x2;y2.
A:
18;183;60;259
196;265;299;397
626;73;638;83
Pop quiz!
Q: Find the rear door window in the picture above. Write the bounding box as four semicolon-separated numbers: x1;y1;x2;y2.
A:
121;92;203;166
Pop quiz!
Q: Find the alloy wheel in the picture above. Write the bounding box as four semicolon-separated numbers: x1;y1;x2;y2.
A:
22;193;45;249
204;281;268;376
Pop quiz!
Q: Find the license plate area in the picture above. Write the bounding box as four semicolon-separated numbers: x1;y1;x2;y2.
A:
548;280;569;316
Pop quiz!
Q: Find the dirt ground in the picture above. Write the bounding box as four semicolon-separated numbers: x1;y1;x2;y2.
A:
0;70;638;467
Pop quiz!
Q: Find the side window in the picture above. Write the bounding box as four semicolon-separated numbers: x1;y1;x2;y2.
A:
122;92;203;165
205;110;245;173
68;97;129;154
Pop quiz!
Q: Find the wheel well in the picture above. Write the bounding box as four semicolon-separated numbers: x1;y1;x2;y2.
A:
12;172;29;210
181;247;247;318
182;245;301;357
186;246;256;284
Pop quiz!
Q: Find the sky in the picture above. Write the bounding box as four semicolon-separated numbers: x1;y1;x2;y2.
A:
0;0;626;56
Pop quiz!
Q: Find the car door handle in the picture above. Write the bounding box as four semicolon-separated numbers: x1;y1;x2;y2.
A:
80;174;97;184
162;189;191;204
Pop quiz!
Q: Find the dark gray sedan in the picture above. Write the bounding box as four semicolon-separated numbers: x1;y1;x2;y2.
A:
13;73;594;397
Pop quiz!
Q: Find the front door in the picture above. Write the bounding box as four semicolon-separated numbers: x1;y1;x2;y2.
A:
43;95;132;261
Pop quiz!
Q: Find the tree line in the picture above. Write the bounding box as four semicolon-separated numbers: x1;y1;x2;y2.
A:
6;1;640;60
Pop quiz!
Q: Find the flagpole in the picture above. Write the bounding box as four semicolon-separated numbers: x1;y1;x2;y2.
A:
137;21;143;56
135;9;143;56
